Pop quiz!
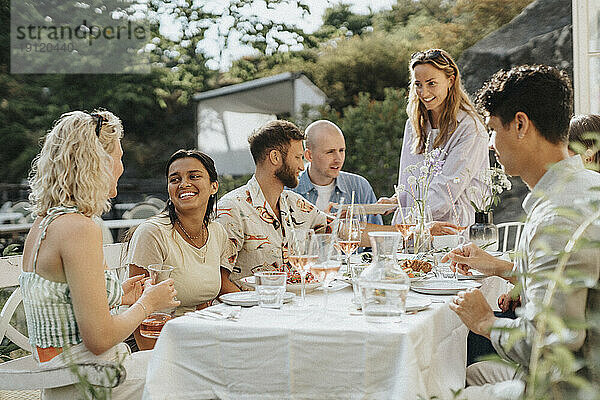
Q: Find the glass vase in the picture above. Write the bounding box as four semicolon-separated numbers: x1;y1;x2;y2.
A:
413;216;432;254
469;212;499;251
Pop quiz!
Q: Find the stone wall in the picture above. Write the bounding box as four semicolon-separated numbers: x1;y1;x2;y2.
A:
458;0;573;225
459;0;572;94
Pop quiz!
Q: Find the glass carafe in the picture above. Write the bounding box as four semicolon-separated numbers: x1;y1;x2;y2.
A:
359;232;410;323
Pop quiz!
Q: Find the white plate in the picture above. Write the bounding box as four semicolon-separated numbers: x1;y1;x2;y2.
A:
337;203;397;215
410;279;482;295
286;282;322;294
405;296;432;312
409;274;428;282
219;291;295;307
240;276;321;294
486;250;503;257
457;270;487;280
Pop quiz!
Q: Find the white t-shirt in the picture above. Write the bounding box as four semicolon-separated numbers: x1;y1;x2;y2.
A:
314;181;336;211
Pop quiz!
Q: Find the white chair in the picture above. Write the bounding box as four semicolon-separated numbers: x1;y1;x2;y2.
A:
122;203;160;220
0;244;128;397
10;202;32;224
143;197;166;211
93;215;114;245
497;222;525;253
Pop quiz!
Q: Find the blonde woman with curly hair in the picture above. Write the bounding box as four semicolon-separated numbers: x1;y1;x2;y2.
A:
381;49;489;227
21;110;179;399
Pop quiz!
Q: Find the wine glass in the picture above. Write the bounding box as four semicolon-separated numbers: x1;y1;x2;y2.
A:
394;207;416;253
309;233;339;312
335;205;366;276
288;228;317;307
140;264;175;339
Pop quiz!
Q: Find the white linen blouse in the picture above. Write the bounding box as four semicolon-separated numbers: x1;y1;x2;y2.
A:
394;110;490;227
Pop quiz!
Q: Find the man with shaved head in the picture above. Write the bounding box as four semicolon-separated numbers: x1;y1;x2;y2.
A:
293;120;382;224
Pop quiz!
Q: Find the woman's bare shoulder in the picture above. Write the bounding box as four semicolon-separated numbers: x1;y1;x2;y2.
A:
48;213;101;242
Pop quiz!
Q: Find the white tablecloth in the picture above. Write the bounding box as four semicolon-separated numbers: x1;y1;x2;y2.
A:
143;277;509;400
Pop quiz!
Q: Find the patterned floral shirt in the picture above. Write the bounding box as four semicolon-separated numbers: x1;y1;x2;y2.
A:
216;175;333;281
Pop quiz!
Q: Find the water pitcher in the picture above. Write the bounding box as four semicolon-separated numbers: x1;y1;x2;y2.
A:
359;232;410;323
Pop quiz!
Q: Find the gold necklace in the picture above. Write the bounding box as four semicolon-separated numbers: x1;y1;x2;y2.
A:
177;220;205;242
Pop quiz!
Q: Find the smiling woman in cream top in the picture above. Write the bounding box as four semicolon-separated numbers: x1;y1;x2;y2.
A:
126;214;235;316
126;149;239;350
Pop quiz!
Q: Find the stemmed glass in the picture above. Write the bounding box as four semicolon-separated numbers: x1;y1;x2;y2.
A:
335;205;366;276
288;228;317;307
309;233;339;312
394;207;416;253
140;264;174;339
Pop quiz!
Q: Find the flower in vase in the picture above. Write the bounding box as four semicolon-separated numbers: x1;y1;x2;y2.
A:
397;147;446;219
468;167;512;213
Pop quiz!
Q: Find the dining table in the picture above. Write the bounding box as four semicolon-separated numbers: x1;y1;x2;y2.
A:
142;271;510;400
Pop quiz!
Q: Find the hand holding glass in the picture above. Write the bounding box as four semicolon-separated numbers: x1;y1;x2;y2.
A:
140;264;175;339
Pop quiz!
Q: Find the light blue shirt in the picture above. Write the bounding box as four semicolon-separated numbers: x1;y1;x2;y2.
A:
292;168;383;225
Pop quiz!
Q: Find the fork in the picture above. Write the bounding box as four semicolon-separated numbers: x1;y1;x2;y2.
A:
187;307;241;321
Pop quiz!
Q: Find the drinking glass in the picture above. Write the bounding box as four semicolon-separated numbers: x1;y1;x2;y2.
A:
114;265;129;284
140;264;174;339
394;207;416;253
254;271;287;308
310;233;340;312
288;229;317;307
350;263;369;307
335;205;366;276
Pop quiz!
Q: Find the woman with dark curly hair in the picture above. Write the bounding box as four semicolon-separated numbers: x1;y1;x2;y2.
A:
126;150;239;350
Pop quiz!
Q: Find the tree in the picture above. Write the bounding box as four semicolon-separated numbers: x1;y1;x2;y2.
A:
0;0;313;183
319;88;408;198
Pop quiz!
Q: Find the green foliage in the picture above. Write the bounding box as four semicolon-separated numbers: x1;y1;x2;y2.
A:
1;0;535;184
504;200;600;399
0;71;200;182
321;3;373;35
319;88;408;198
145;0;310;70
218;174;252;198
311;32;413;110
227;0;533;111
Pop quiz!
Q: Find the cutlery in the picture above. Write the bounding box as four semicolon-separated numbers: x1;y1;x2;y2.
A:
186;306;242;321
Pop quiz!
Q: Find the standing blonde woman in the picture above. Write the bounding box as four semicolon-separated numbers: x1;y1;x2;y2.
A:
381;49;489;227
20;110;179;399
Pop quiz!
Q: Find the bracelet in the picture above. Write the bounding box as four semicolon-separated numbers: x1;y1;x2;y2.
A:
136;301;148;316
